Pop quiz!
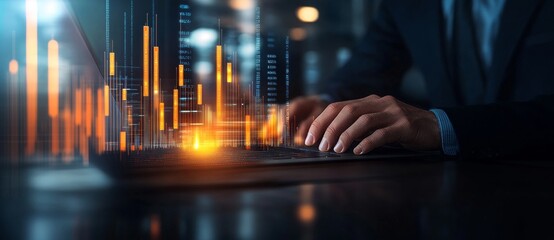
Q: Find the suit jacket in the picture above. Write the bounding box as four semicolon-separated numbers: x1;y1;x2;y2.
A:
325;0;554;159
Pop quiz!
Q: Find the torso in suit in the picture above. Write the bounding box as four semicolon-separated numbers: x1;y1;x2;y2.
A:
325;0;554;159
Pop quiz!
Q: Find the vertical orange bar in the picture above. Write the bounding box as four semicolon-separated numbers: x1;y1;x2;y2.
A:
159;102;165;131
120;131;126;152
48;39;59;117
227;62;232;83
153;46;159;95
109;52;115;76
48;39;59;155
26;0;38;155
104;85;109;116
178;64;184;87
245;115;251;150
85;88;92;137
216;45;222;122
75;89;82;125
143;26;149;97
122;88;127;101
197;84;203;105
173;89;178;129
96;88;105;153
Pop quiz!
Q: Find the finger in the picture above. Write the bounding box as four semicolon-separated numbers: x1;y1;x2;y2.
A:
353;125;401;155
295;118;313;144
333;112;391;153
305;99;359;146
321;99;385;151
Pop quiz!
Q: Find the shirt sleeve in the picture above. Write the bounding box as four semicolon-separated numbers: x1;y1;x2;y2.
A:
430;109;460;156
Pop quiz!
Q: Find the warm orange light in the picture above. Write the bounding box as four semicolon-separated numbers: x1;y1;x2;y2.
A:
297;6;319;23
96;88;105;153
9;59;18;75
298;204;316;223
85;88;92;137
216;45;222;122
290;27;307;41
173;89;178;129
75;89;82;125
109;52;115;76
153;46;159;95
104;85;109;116
227;62;232;83
120;131;126;152
122;88;127;101
197;84;203;105
245;115;251;150
159;102;165;131
178;64;184;86
143;26;149;97
48;39;59;118
26;0;38;155
229;0;254;10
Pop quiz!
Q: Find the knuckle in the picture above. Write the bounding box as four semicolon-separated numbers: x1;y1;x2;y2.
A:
359;114;374;125
381;95;396;102
342;105;356;115
327;103;341;113
325;125;339;136
373;128;388;140
368;94;380;99
340;130;353;142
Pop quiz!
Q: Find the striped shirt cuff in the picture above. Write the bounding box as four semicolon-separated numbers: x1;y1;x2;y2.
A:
430;109;460;156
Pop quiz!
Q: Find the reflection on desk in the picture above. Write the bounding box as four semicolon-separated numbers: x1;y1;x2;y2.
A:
1;159;554;239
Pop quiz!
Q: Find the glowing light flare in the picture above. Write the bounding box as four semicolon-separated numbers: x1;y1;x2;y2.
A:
229;0;254;10
191;127;218;154
245;115;251;150
178;64;184;86
290;27;307;41
153;46;159;95
143;26;149;97
104;85;109;116
297;6;319;23
197;84;203;105
298;204;316;224
227;62;232;83
173;89;178;129
120;131;126;152
26;0;38;155
159;102;165;131
216;45;222;122
9;60;18;75
48;39;59;117
109;52;115;76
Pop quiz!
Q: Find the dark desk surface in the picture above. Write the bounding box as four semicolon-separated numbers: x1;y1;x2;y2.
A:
1;158;554;239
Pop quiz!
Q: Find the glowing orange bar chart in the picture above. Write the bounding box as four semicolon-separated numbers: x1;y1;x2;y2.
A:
104;85;109;116
48;39;59;118
159;102;165;131
109;52;115;76
173;89;178;129
26;0;38;155
197;84;203;105
153;46;159;95
227;62;232;83
120;131;126;152
216;45;222;122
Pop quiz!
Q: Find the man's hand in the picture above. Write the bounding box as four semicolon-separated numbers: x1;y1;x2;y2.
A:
289;96;329;144
304;95;441;154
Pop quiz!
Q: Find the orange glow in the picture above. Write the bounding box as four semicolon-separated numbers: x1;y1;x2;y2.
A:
150;214;161;240
120;131;126;152
216;45;222;122
104;85;109;116
48;39;59;118
62;106;73;160
96;88;105;153
290;27;307;41
191;127;218;153
109;52;115;76
26;0;38;155
51;116;59;155
153;46;159;95
159;102;165;131
75;89;82;125
197;84;203;105
297;6;319;23
245;115;251;150
178;64;184;86
227;62;232;83
173;89;178;129
85;88;92;137
143;26;149;97
298;204;316;223
9;59;18;75
122;88;127;101
229;0;254;10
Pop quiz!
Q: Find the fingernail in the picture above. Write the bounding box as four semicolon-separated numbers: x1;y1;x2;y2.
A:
353;147;364;155
305;133;315;146
319;138;330;151
334;140;345;153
